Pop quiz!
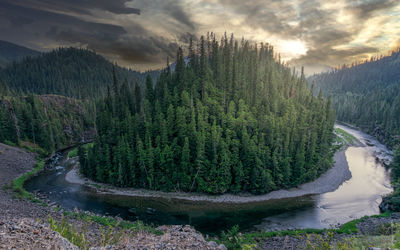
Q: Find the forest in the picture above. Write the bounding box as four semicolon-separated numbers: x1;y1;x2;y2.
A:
310;50;400;148
0;48;158;99
0;94;94;154
0;47;157;154
79;34;335;194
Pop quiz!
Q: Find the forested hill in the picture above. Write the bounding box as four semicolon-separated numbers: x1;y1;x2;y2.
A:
0;47;159;98
310;50;400;148
79;34;335;195
0;40;40;67
0;94;94;154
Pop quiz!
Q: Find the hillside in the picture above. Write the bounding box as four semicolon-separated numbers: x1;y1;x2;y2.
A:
310;50;400;148
0;94;94;153
79;34;335;195
0;40;40;67
0;47;159;99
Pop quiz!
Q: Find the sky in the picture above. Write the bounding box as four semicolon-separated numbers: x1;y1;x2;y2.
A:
0;0;399;74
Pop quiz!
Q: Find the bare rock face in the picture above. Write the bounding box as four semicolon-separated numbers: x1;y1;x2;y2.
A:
0;218;78;250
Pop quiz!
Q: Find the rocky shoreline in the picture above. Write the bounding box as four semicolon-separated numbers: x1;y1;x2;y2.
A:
66;149;351;204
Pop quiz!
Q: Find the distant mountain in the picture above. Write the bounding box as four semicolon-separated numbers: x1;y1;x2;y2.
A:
0;40;40;67
0;47;160;98
310;50;400;147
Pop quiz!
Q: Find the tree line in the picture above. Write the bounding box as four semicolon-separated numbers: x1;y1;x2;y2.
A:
0;47;158;99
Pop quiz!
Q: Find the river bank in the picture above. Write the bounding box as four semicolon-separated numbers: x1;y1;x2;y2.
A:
66;149;352;204
2;127;399;249
0;143;223;249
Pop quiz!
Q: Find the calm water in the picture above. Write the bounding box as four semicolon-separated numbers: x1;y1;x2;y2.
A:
25;124;393;235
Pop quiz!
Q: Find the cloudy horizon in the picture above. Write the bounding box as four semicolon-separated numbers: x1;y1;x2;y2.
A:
0;0;399;74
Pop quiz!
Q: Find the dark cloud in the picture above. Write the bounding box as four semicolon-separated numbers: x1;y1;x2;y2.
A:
216;0;296;37
0;0;397;72
2;0;140;15
135;0;196;30
0;0;181;68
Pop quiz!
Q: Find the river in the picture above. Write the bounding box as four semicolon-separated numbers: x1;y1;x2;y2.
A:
25;124;393;235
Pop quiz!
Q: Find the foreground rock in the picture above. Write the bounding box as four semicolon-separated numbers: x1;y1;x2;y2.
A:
0;218;78;249
357;213;400;235
95;225;222;250
0;143;49;221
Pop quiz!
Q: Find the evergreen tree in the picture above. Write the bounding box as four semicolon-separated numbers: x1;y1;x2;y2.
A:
81;33;335;194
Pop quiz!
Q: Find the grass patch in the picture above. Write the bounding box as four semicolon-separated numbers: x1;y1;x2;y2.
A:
215;225;328;249
68;142;93;158
337;212;391;234
342;234;398;249
11;159;46;205
49;215;129;249
334;127;358;148
63;211;162;235
49;217;91;249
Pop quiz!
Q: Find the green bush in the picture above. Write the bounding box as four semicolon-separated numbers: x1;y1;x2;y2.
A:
68;143;93;159
63;211;162;235
49;217;90;249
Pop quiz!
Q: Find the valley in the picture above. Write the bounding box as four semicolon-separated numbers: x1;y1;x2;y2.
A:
0;6;399;247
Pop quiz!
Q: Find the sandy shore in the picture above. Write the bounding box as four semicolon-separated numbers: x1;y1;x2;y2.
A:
65;149;352;204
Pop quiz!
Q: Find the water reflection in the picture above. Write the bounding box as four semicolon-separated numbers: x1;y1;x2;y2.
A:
255;125;393;231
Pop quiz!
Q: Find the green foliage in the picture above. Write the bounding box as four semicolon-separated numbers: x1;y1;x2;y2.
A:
334;127;358;149
304;223;400;250
0;94;94;152
219;225;244;249
216;214;393;249
48;217;90;249
82;33;335;194
311;50;400;148
63;211;162;235
337;212;391;234
382;148;400;211
216;225;326;250
68;143;93;158
340;234;398;250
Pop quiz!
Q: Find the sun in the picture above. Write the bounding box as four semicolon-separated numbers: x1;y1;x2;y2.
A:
278;40;308;60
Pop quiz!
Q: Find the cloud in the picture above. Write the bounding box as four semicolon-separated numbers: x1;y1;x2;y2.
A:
197;0;399;74
0;0;181;69
3;0;140;15
0;0;398;72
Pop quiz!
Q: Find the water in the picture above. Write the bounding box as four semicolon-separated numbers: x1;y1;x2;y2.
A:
25;124;393;234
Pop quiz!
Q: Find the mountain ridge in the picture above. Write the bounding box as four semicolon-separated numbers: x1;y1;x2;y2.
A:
0;40;40;67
